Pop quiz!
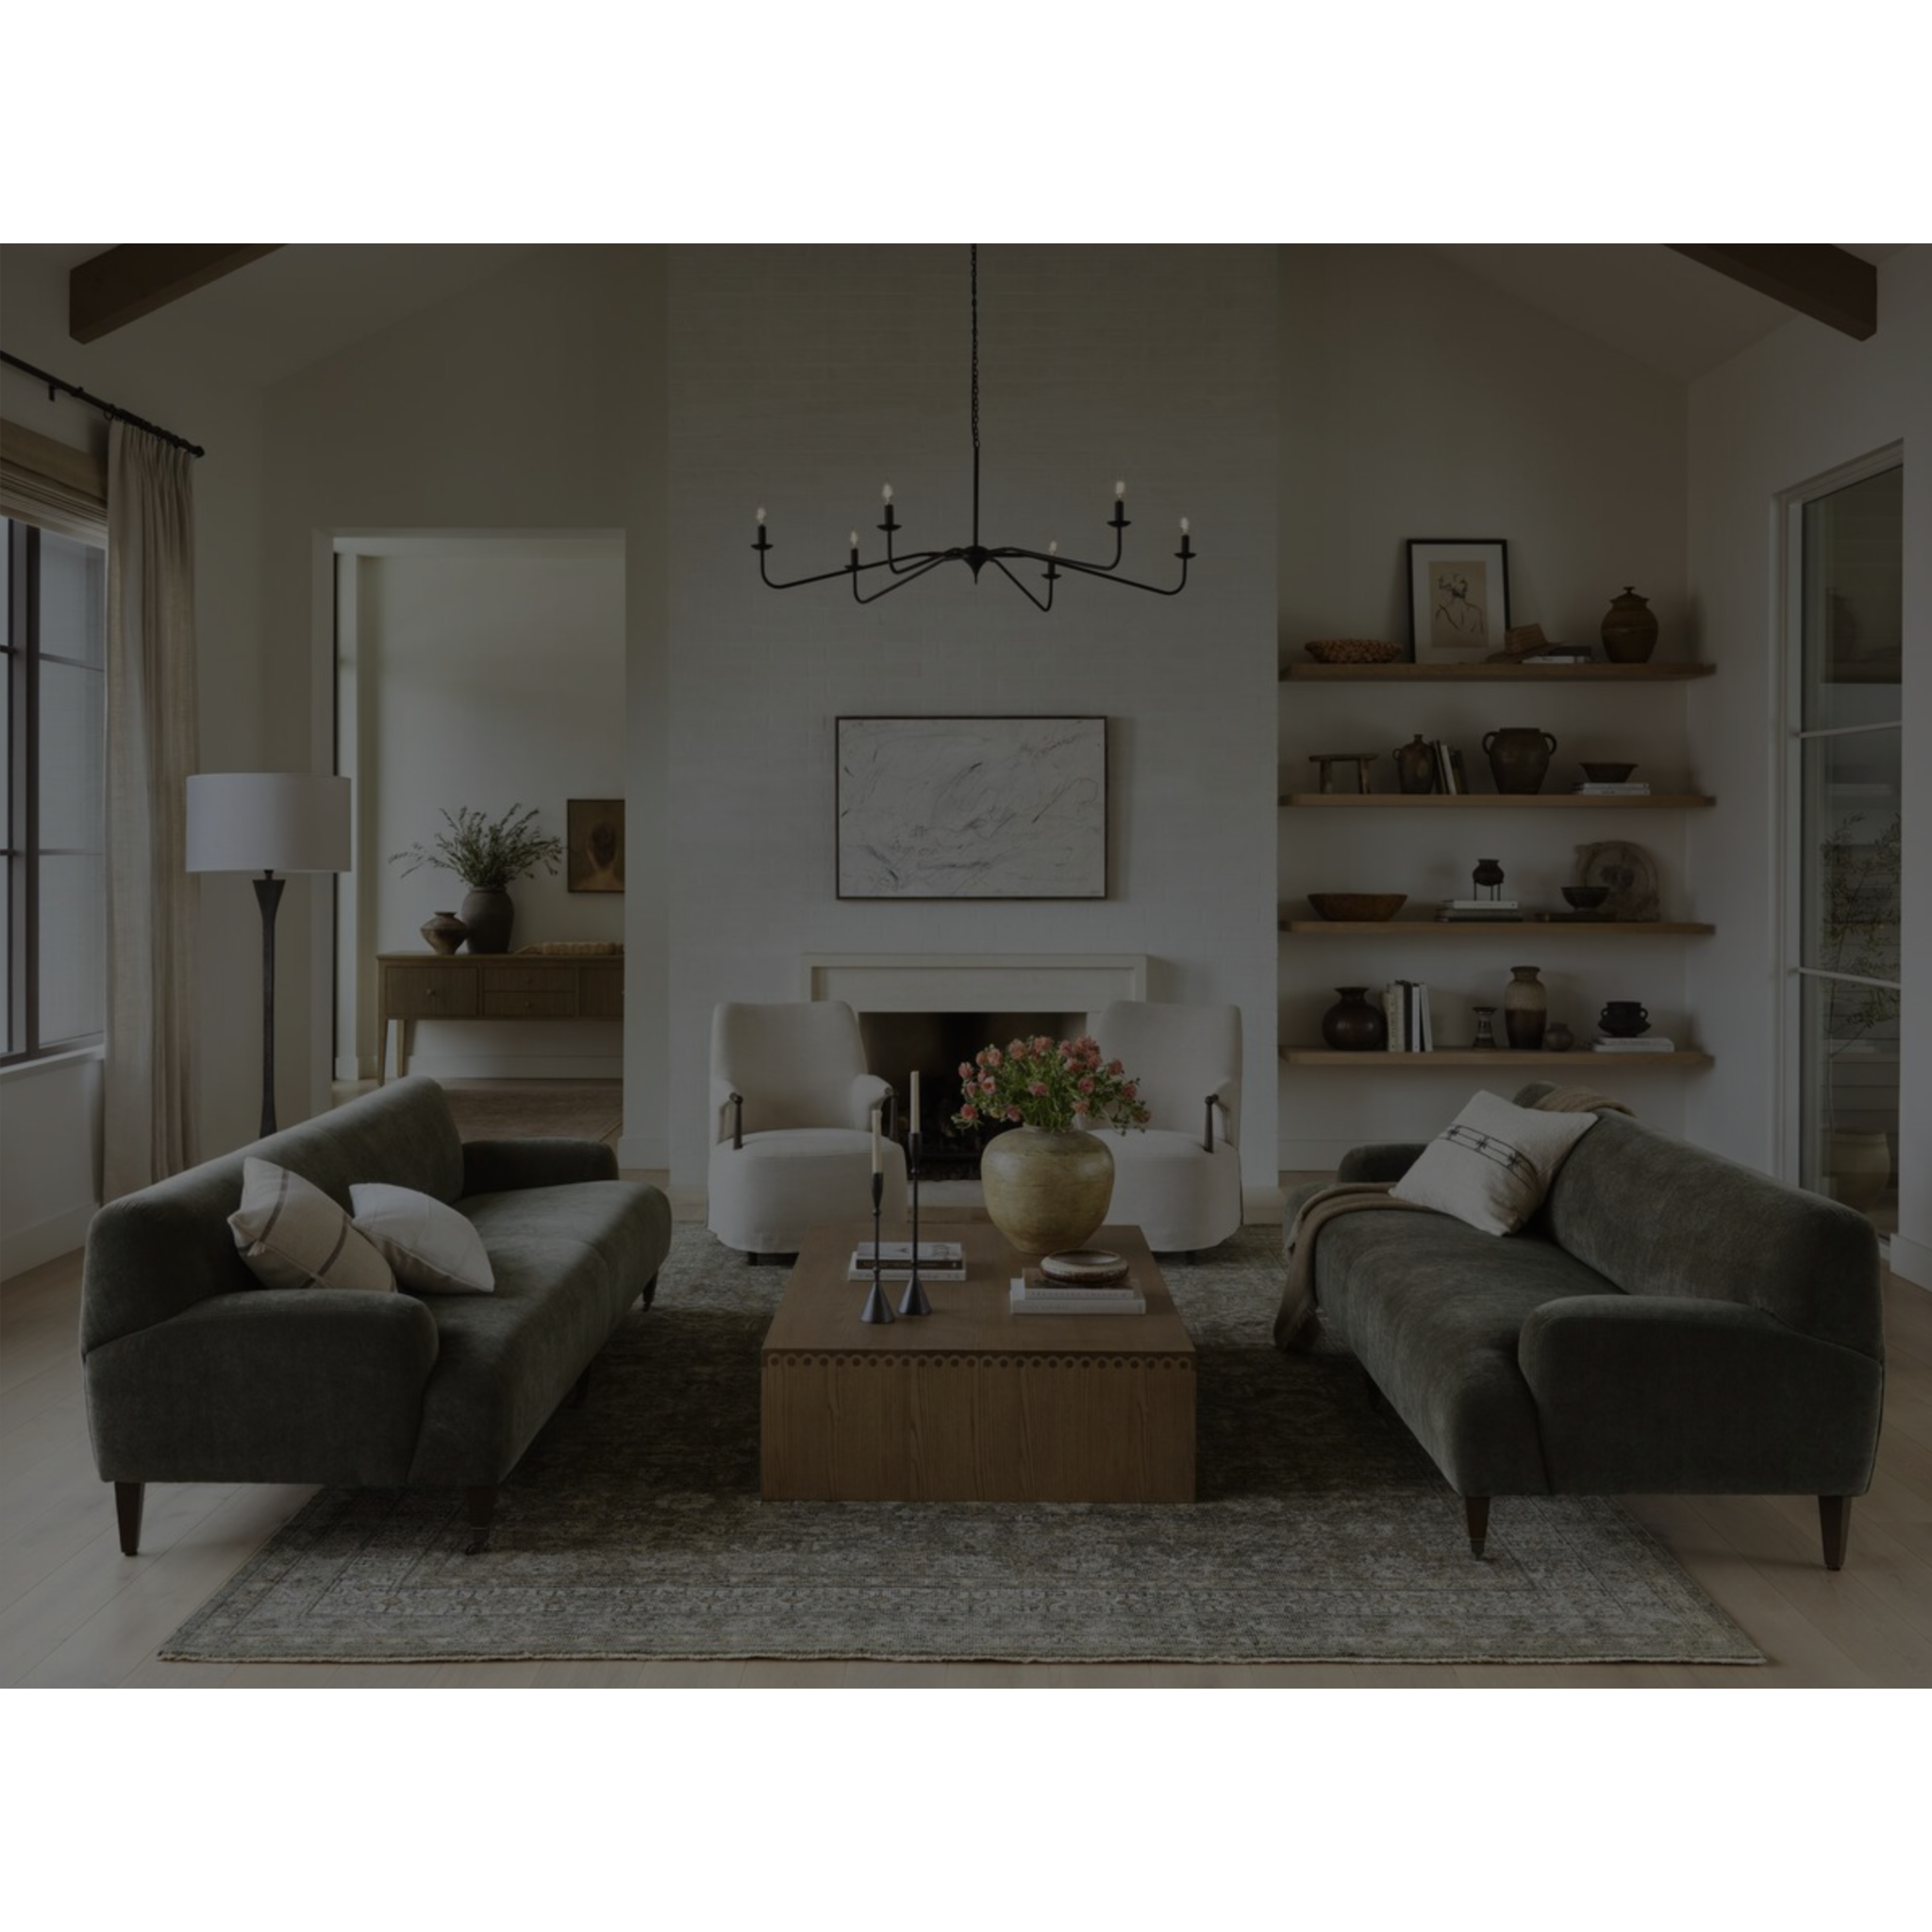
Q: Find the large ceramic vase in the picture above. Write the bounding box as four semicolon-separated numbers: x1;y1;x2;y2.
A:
1503;965;1548;1048
978;1126;1115;1257
1601;586;1659;663
1482;727;1558;794
460;886;514;954
420;910;468;956
1321;986;1388;1051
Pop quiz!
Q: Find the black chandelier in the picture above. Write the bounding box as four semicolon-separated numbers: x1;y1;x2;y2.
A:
752;245;1193;611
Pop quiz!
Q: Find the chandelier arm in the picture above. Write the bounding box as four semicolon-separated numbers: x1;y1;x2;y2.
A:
759;552;875;591
984;554;1054;612
1039;552;1191;595
850;553;957;606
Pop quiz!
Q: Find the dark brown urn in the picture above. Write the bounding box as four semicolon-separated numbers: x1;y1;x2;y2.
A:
1321;987;1388;1052
1601;586;1659;663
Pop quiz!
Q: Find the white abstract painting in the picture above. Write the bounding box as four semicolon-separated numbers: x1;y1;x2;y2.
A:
837;716;1107;899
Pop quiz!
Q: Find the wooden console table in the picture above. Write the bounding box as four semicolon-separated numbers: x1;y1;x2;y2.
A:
375;952;624;1083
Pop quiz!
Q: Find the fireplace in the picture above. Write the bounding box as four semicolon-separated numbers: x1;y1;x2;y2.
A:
805;954;1149;1180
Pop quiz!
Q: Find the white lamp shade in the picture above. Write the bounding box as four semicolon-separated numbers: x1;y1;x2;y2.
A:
186;773;352;874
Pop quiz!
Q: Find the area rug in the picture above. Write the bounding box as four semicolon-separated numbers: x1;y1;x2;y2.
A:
160;1227;1761;1666
437;1078;622;1145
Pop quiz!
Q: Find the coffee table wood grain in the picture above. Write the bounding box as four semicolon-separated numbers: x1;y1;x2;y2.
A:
760;1223;1195;1504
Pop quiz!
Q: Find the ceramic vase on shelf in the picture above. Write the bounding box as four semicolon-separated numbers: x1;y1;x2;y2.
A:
1543;1019;1576;1053
459;886;514;954
1393;735;1439;794
1504;966;1548;1048
1601;586;1659;663
1471;1006;1498;1049
1483;728;1558;794
978;1126;1115;1257
1321;986;1388;1052
420;910;468;956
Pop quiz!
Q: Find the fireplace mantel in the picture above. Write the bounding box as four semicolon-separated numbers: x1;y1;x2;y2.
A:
802;954;1148;1017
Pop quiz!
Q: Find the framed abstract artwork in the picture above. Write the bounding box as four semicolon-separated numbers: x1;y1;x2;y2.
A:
1407;539;1510;663
836;716;1107;900
566;798;625;892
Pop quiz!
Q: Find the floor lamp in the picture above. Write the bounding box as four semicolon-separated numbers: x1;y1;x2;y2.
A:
187;773;352;1138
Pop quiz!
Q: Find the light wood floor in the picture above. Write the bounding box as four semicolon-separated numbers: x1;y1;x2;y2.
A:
6;1159;1931;1688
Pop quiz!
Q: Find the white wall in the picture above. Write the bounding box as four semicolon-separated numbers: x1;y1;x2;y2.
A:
1685;246;1931;1287
1276;245;1694;1166
666;244;1281;1191
336;540;625;1079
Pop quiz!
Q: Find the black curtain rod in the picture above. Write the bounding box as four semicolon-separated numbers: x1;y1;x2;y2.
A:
0;348;206;458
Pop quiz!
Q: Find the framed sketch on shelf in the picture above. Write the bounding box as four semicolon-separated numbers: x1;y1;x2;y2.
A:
836;715;1107;900
1407;539;1510;663
566;798;625;892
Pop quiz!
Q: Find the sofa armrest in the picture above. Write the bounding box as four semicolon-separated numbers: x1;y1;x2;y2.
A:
1519;1295;1884;1495
462;1138;619;1193
848;1072;892;1132
84;1289;441;1487
1337;1142;1426;1185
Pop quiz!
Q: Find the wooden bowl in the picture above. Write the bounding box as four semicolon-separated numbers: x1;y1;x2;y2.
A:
1308;892;1407;922
1040;1249;1131;1287
1579;761;1638;783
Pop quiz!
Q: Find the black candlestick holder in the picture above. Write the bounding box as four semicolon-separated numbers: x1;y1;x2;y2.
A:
898;1129;930;1317
859;1169;894;1324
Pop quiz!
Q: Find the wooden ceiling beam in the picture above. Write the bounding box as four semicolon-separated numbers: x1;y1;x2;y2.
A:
1669;244;1877;341
69;244;283;344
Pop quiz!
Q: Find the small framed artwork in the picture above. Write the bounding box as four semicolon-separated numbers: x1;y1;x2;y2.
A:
836;715;1107;900
566;798;625;892
1407;539;1510;663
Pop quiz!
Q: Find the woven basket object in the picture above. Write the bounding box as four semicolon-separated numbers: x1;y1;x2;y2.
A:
1304;638;1402;664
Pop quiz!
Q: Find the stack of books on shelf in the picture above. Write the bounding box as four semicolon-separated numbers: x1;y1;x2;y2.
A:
1008;1270;1146;1315
1519;645;1593;664
1572;780;1652;795
1591;1033;1676;1053
847;1241;967;1281
1428;741;1467;793
1382;980;1435;1052
1438;897;1521;922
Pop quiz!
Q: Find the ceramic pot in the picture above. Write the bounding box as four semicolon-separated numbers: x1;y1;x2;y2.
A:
1601;586;1659;663
1543;1019;1575;1053
1393;735;1439;794
1471;1007;1498;1049
1472;857;1507;900
1599;1001;1650;1038
420;910;468;956
1504;965;1547;1049
978;1126;1116;1256
1826;1131;1890;1211
1321;986;1388;1052
460;886;515;954
1483;727;1558;794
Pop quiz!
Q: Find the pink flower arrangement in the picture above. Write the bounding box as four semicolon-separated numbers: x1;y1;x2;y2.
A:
952;1034;1151;1136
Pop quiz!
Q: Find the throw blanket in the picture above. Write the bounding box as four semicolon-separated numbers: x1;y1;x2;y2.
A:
1273;1087;1635;1351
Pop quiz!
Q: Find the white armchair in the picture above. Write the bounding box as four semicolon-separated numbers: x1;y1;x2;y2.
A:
1093;1000;1243;1255
708;1001;908;1259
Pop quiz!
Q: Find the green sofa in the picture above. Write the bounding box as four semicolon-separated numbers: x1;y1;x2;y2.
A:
1281;1083;1886;1569
81;1076;672;1555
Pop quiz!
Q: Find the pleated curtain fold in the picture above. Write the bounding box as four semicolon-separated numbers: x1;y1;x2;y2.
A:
103;423;200;1197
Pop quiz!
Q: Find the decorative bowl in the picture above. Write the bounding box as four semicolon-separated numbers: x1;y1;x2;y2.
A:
1308;892;1407;922
1561;886;1611;910
1579;761;1638;783
1304;638;1402;665
1040;1249;1131;1287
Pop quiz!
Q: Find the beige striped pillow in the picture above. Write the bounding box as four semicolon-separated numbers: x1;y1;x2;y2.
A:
228;1158;396;1292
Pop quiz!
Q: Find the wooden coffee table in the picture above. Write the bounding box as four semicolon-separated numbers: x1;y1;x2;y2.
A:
760;1222;1195;1504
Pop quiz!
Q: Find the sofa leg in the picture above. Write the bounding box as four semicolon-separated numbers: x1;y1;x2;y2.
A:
565;1367;591;1409
114;1482;145;1557
641;1271;658;1310
1465;1496;1491;1558
1818;1495;1853;1572
463;1485;498;1556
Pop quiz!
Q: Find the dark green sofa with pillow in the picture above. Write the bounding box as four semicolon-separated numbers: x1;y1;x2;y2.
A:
1280;1083;1885;1569
81;1076;672;1555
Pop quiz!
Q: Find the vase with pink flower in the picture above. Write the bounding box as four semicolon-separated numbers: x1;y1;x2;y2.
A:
953;1034;1150;1255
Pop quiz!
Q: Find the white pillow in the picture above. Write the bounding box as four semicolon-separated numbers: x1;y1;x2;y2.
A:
228;1158;396;1292
1390;1091;1597;1236
350;1182;495;1294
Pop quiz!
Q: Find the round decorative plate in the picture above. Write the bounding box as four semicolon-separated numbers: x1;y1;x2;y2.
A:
1040;1249;1130;1287
1574;841;1660;922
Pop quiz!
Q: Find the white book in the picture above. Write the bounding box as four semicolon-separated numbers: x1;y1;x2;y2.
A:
1573;783;1652;794
1591;1036;1677;1053
1383;982;1405;1051
1441;898;1519;910
1009;1281;1146;1315
853;1241;963;1263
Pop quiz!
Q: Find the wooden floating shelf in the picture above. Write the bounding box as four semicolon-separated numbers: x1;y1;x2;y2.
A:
1281;1048;1715;1067
1280;792;1715;809
1281;662;1715;682
1280;920;1715;936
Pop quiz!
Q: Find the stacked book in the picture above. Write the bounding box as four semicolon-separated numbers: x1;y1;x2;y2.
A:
1520;646;1592;663
1573;781;1652;795
1438;897;1521;923
847;1241;966;1281
1009;1269;1146;1315
1591;1034;1676;1053
1382;980;1435;1052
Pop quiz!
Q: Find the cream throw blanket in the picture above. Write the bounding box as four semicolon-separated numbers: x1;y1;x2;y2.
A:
1273;1087;1634;1351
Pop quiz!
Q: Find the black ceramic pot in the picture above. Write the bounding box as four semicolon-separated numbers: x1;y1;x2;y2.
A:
1321;987;1388;1051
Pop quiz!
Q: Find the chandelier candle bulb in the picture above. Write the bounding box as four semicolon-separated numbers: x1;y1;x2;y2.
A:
1116;480;1126;498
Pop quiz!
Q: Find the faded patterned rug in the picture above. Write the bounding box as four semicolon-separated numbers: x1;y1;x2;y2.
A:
161;1227;1761;1666
438;1079;622;1146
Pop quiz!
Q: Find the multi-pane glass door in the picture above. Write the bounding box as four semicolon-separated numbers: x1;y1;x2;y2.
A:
1791;459;1903;1232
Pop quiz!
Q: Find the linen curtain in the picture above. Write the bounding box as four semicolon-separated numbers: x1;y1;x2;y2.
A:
103;422;200;1197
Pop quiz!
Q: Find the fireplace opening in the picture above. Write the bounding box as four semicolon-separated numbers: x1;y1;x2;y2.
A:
858;1009;1081;1179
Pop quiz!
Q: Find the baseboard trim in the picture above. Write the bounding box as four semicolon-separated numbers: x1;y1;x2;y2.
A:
1889;1232;1932;1292
1;1200;95;1281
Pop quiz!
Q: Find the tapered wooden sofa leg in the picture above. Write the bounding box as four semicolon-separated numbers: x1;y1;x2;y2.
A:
1465;1496;1491;1558
464;1485;498;1556
1819;1495;1852;1572
114;1482;145;1556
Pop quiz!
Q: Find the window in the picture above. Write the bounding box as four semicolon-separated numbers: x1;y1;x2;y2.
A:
3;516;108;1062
